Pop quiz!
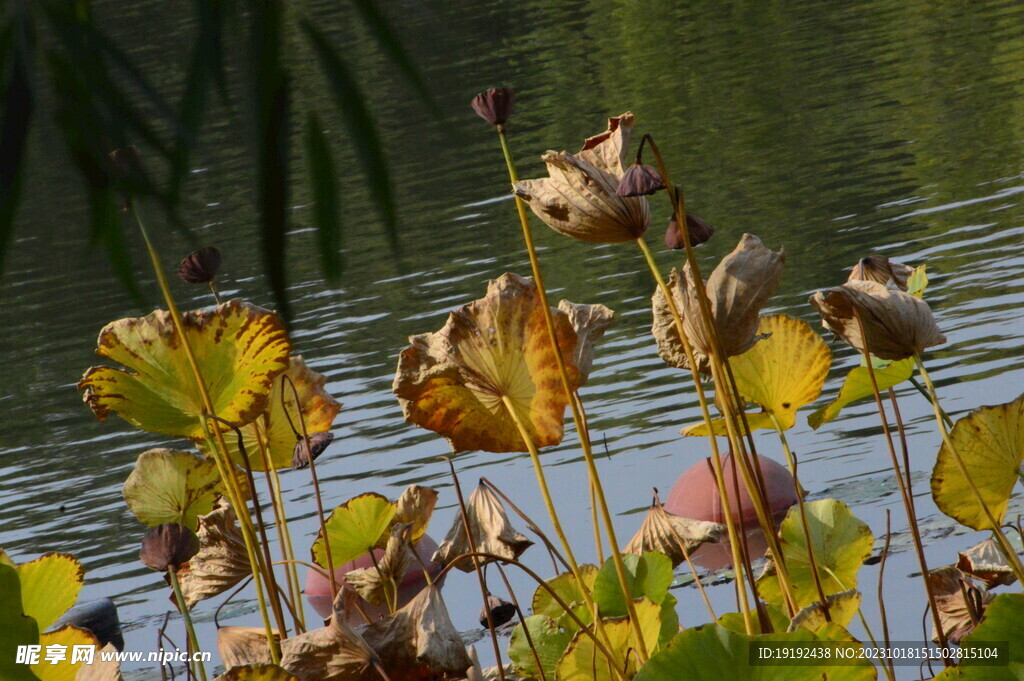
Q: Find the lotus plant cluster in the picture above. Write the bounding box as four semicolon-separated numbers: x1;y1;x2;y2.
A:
1;89;1022;681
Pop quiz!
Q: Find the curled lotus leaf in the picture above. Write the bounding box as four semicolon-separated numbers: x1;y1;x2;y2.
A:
394;273;582;453
848;255;914;291
218;627;279;669
279;617;376;681
653;234;785;373
79;300;291;439
809;280;945;361
175;501;250;609
15;552;84;631
432;481;532;572
123;449;221;531
513;113;651;243
931;394;1024;531
312;493;396;570
361;585;472;679
393;485;438;546
927;566;994;645
532;564;600;622
684;314;831;435
343;524;414;607
557;299;615;383
788;589;862;632
807;358;914;429
0;564;39;681
199;356;340;471
33;625;98;681
214;665;302;681
757;499;874;610
623;505;725;568
957;538;1017;588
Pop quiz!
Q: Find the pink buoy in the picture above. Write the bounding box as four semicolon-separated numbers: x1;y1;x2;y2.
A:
304;534;443;621
664;453;798;525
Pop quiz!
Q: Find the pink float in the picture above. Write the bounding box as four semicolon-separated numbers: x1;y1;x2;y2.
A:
304;534;444;621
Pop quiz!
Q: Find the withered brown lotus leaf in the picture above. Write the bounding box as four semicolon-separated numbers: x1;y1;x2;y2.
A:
665;212;714;250
809;280;946;361
344;524;414;607
623;506;725;568
557;300;615;384
279;615;376;681
292;432;334;470
848;255;913;291
361;585;472;679
393;273;581;453
433;482;532;572
393;485;438;545
957;538;1017;588
653;234;785;372
175;501;250;609
513;113;651;243
75;643;124;681
139;523;200;571
927;566;994;645
178;246;223;284
218;627;280;669
471;88;514;126
616;163;665;197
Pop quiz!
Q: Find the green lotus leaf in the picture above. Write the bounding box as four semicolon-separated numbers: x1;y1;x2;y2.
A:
557;598;667;681
788;588;861;632
907;265;928;297
214;665;301;681
198;356;340;471
931;394;1024;531
79;300;291;439
634;624;830;681
806;622;876;681
16;553;84;630
508;615;573;681
957;593;1024;680
532;564;599;621
757;499;874;610
592;552;673;617
684;315;831;436
33;625;98;681
718;604;790;634
0;563;41;681
808;358;914;429
123;449;222;530
312;493;396;569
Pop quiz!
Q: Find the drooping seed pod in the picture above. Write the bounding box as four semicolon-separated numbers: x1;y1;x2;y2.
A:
665;212;715;249
292;431;334;469
140;523;200;571
470;87;514;126
479;594;516;628
177;246;222;284
616;163;665;197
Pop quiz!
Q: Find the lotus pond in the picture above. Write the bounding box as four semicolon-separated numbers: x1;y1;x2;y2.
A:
3;2;1024;681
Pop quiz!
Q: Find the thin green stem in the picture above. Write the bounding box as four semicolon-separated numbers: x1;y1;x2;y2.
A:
168;568;208;681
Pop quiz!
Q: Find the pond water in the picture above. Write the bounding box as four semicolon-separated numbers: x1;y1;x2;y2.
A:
3;1;1024;678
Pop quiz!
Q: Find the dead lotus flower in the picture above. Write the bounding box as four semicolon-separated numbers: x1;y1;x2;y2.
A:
652;233;785;372
809;280;946;361
471;87;514;127
623;502;725;568
178;246;222;284
395;273;612;453
848;254;913;291
433;481;532;572
513;113;651;243
139;523;200;572
664;212;714;250
927;566;994;645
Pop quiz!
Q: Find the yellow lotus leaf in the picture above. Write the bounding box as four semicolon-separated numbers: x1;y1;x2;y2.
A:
123;449;222;530
312;493;397;569
788;589;862;632
198;356;341;471
31;626;97;681
0;564;39;681
15;553;84;630
683;315;831;435
931;394;1024;531
807;358;914;429
757;499;873;610
79;300;291;439
556;599;666;681
394;273;582;453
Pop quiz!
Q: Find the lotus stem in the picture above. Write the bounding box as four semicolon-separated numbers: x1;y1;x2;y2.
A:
877;510;896;681
133;201;280;663
496;125;650;660
768;413;831;621
850;313;950;658
365;546;398;617
208;281;222;305
913;356;1024;582
441;456;507;681
167;567;208;681
574;392;605;564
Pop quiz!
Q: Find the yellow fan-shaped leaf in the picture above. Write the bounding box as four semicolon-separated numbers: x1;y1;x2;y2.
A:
199;356;340;471
394;273;586;453
807;358;914;429
31;625;97;681
123;449;221;530
931;394;1024;531
312;493;397;569
16;553;84;630
556;599;666;681
757;499;873;610
79;300;291;439
684;315;830;435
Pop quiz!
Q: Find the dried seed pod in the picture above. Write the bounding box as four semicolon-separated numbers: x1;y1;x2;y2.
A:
139;523;200;571
665;212;715;249
848;255;913;291
292;432;334;469
479;594;516;629
471;88;514;126
616;163;665;197
177;246;222;284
